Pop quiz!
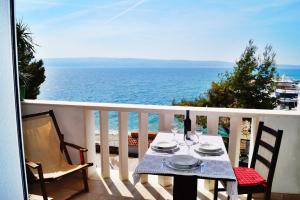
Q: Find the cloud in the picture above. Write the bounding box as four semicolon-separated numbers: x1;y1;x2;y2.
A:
17;0;300;64
104;0;146;24
19;0;141;31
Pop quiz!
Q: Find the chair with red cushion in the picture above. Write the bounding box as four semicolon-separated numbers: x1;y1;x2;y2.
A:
214;122;283;200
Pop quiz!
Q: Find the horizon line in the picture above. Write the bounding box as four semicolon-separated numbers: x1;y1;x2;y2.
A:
42;56;300;66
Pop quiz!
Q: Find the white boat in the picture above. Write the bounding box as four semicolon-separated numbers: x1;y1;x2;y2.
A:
274;75;300;110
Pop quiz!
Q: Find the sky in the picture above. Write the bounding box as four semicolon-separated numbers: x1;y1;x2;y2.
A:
16;0;300;65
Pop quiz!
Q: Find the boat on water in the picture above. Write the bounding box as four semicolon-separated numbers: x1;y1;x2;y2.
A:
274;75;300;110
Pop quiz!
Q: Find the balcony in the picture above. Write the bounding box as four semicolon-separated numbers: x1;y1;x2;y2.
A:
22;100;300;200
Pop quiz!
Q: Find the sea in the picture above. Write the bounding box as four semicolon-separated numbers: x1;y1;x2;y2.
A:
38;58;300;132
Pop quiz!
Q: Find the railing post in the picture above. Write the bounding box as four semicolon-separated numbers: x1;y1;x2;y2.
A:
249;116;259;167
84;110;96;177
158;112;173;187
207;115;219;135
204;114;220;190
118;112;128;181
190;112;196;133
159;112;173;132
100;111;110;178
228;116;242;166
205;116;242;191
138;112;148;183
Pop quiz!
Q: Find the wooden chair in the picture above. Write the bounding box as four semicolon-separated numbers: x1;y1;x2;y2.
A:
214;121;283;200
22;110;93;200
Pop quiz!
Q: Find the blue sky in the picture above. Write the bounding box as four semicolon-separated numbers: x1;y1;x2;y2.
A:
16;0;300;65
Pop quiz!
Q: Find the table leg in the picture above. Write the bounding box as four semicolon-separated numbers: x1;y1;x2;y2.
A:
173;175;197;200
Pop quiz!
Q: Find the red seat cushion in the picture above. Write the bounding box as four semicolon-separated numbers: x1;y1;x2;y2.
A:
234;167;266;186
128;136;138;146
128;136;154;146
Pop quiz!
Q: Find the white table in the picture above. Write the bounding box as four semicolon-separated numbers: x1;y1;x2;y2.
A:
133;132;237;200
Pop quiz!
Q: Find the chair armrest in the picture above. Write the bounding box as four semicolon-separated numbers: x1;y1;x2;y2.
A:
64;142;88;164
64;142;88;152
26;161;40;169
26;161;45;183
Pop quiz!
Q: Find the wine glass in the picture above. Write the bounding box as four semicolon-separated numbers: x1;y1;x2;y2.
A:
171;123;178;142
184;132;198;155
189;131;199;144
195;124;204;143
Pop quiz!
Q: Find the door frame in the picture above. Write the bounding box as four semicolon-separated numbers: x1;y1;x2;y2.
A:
9;0;28;198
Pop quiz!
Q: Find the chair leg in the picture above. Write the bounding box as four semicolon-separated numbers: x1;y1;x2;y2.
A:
82;169;89;192
38;179;48;200
214;180;218;200
265;190;271;200
37;164;48;200
247;193;252;200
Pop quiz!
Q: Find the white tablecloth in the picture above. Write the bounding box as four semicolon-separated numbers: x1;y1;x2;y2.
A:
133;133;238;199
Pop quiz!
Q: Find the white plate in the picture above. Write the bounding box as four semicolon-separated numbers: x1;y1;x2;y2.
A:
151;145;179;153
197;142;222;152
194;148;224;156
168;155;199;168
153;141;177;149
165;160;201;171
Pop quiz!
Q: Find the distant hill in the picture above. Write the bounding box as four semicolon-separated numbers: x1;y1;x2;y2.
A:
44;57;234;68
43;57;300;69
277;64;300;69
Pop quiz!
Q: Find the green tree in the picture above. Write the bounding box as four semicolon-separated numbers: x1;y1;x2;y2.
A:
17;20;45;99
174;40;277;109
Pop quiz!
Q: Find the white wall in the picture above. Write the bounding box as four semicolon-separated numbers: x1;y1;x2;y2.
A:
0;0;26;199
21;105;86;164
262;117;300;194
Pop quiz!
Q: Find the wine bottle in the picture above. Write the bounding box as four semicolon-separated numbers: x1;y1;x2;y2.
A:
184;110;191;139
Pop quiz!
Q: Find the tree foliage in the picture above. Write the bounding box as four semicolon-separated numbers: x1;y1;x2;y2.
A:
174;40;277;109
17;20;45;99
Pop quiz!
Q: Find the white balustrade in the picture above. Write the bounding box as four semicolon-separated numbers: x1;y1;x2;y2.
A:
100;111;110;178
118;112;129;180
190;112;196;133
207;115;219;135
158;112;174;187
158;112;173;132
21;100;300;194
84;110;97;176
138;112;148;183
228;116;243;166
249;116;259;167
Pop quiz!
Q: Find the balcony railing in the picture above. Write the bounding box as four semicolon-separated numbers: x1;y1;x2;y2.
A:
21;99;300;194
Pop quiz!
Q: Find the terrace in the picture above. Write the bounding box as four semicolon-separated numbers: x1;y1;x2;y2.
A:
22;99;300;200
2;0;300;198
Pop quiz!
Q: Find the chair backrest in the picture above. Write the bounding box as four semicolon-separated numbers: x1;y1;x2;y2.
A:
250;121;283;187
22;110;72;173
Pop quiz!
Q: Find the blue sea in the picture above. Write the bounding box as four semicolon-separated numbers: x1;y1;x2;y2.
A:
38;58;300;132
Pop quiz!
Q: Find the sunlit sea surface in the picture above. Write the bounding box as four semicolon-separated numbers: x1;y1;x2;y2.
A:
38;59;300;132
